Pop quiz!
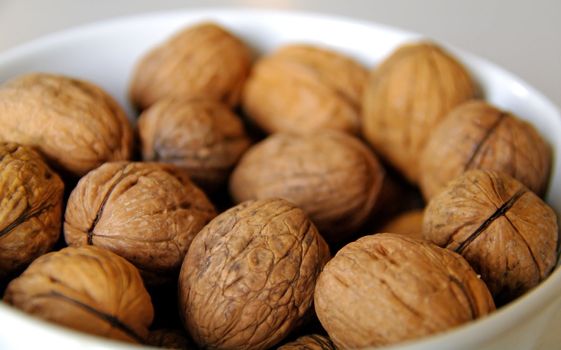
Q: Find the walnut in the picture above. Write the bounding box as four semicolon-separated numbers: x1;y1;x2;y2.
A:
277;335;336;350
0;73;132;177
379;209;424;239
420;101;552;199
138;98;251;192
362;42;478;183
179;198;330;350
147;329;194;349
314;233;495;349
242;44;367;135
229;132;384;244
423;170;558;303
0;143;64;279
64;162;216;284
130;22;252;110
4;246;154;343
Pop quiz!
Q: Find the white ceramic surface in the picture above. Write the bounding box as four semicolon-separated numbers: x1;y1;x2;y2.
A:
0;9;560;350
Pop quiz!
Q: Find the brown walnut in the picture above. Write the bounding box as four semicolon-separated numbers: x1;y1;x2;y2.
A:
179;198;330;350
64;162;216;284
314;233;495;349
242;44;367;135
138;98;251;192
0;73;132;177
229;132;384;244
4;246;154;343
277;335;336;350
362;42;478;183
0;143;64;279
420;101;552;199
147;329;194;349
423;170;558;303
130;22;252;110
379;209;424;239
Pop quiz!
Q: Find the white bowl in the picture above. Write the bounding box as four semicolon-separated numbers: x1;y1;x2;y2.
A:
0;8;560;350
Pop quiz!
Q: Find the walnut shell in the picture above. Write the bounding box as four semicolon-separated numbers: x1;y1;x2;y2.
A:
138;98;251;192
130;22;252;110
423;170;558;303
420;101;552;199
379;209;424;239
362;42;478;183
277;335;336;350
179;198;330;350
229;132;384;244
0;73;132;177
242;44;367;135
147;329;194;349
64;162;216;284
314;233;495;349
4;246;153;343
0;143;64;279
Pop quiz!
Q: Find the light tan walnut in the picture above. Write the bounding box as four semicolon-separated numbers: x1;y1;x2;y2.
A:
4;246;154;343
423;170;558;303
130;22;252;110
420;101;552;199
64;162;216;284
277;335;336;350
314;233;495;348
138;98;251;192
229;132;384;244
0;143;64;279
379;209;424;239
362;42;478;183
242;44;367;135
179;198;330;350
0;73;132;177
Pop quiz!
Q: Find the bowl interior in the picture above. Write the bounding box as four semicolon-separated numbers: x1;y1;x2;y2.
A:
0;8;560;350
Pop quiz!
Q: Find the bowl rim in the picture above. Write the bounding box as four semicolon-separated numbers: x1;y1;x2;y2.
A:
0;7;560;350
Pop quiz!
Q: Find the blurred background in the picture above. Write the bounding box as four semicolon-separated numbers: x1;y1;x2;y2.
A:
0;0;559;107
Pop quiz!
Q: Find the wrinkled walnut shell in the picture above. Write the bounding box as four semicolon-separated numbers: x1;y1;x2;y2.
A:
230;132;384;244
4;246;154;343
64;162;216;284
420;101;552;199
379;209;424;239
315;233;495;349
242;44;367;135
179;198;330;350
277;335;336;350
423;170;558;303
130;22;252;110
362;42;478;183
0;73;132;177
138;98;251;191
0;143;64;279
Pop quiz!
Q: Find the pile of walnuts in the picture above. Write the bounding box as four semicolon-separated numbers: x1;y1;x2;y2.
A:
0;21;557;350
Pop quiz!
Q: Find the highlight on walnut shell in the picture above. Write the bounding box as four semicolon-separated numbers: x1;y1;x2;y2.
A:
229;132;384;244
420;100;552;200
314;233;495;349
4;246;154;343
0;73;133;177
277;334;336;350
242;44;367;135
179;198;330;350
138;98;251;192
129;22;252;110
63;161;216;284
362;41;478;183
423;170;558;303
0;143;64;279
379;209;424;239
